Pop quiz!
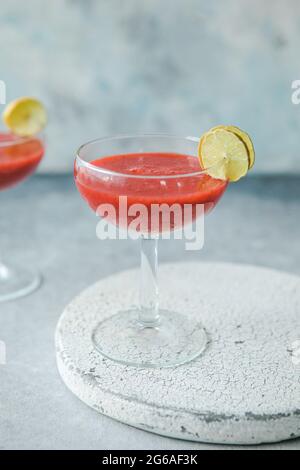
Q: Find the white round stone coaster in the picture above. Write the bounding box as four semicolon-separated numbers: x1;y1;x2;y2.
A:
55;262;300;445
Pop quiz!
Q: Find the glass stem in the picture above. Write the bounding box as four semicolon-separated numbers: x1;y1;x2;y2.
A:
139;236;159;327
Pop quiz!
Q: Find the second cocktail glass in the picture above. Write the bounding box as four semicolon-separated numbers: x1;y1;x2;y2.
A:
75;134;228;368
0;131;45;302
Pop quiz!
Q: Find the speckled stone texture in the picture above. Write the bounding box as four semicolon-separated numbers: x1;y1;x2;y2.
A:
56;262;300;445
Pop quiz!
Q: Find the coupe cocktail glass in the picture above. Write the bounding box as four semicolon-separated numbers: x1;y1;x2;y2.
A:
0;131;45;302
75;134;228;368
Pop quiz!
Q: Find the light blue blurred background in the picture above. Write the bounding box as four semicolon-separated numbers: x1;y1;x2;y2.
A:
1;0;300;173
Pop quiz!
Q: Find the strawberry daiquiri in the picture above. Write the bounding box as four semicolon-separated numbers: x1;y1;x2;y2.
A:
74;130;253;368
0;133;44;191
75;152;228;232
0;96;47;303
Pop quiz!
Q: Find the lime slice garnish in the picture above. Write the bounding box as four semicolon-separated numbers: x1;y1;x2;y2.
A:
2;97;47;137
210;125;255;169
199;127;250;182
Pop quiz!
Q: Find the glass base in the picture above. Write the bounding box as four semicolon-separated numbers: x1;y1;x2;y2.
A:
0;262;42;302
92;309;208;368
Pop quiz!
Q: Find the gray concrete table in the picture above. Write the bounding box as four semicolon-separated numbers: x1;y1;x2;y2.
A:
0;175;300;450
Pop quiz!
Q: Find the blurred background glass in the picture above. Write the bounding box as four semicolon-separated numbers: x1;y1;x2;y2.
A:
1;0;299;174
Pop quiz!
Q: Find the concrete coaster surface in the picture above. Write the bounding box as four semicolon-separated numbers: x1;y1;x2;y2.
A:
55;262;300;445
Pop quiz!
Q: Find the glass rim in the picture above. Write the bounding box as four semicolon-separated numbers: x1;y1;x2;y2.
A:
0;130;45;148
76;133;222;180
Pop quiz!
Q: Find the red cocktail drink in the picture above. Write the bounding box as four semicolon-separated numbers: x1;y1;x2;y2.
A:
75;152;227;232
0;133;44;191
